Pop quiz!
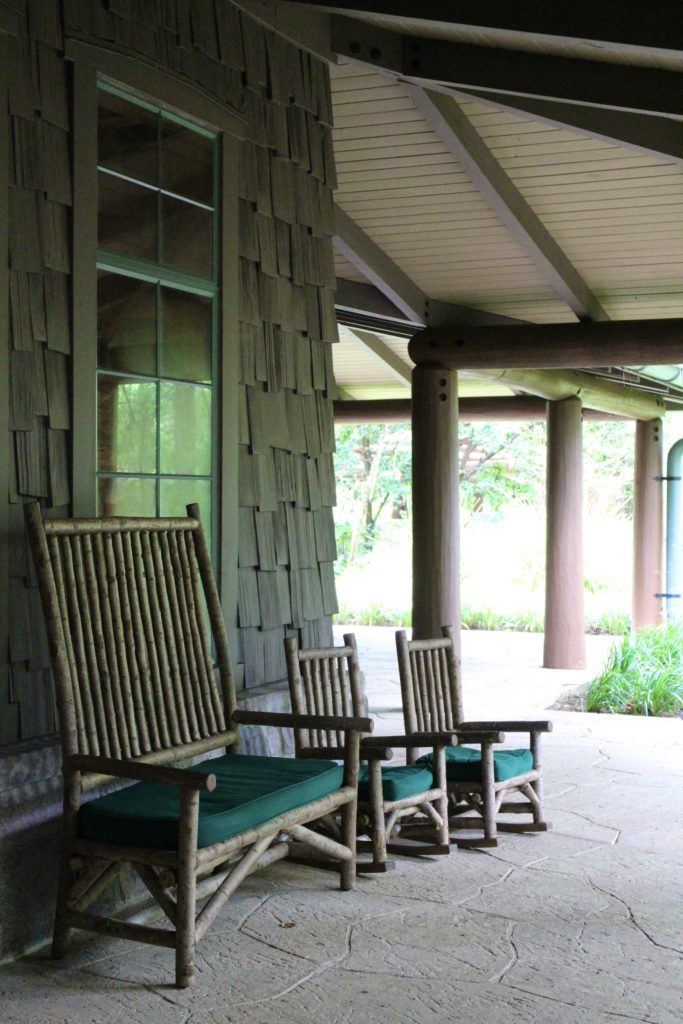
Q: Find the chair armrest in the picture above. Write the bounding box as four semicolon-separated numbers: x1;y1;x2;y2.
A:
359;739;395;760
303;743;394;761
66;754;216;792
232;709;374;733
458;720;553;734
455;730;506;744
364;732;458;749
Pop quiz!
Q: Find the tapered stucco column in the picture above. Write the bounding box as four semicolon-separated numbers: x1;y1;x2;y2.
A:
632;418;664;629
543;397;586;668
411;364;460;645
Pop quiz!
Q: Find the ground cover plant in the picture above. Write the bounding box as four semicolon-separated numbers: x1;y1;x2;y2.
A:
585;622;683;716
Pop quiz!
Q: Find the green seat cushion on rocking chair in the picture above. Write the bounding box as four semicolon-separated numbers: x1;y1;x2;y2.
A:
78;753;345;851
417;745;534;783
358;762;435;802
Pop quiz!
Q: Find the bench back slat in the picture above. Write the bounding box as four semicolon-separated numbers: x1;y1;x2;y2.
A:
396;627;463;740
285;634;364;752
26;503;234;769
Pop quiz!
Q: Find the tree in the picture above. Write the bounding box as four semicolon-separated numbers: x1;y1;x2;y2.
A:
458;421;545;513
334;424;411;566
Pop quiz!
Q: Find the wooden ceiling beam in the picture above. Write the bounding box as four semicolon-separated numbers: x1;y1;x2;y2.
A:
345;327;412;385
334;396;627;422
409;318;683;369
335;279;412;323
334;207;524;326
453;89;683;166
404;40;683;120
331;17;683;119
294;2;683;55
461;369;668;421
334;207;427;323
408;87;608;322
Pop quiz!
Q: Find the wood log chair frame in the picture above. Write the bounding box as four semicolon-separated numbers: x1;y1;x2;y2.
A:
285;632;457;871
25;502;370;988
395;627;552;849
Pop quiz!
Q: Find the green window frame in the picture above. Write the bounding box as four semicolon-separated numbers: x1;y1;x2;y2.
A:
71;49;242;668
95;83;220;549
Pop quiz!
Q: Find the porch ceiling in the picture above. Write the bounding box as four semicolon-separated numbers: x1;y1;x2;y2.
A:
311;6;683;403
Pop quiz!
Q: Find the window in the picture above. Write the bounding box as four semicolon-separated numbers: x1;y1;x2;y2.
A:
95;84;219;545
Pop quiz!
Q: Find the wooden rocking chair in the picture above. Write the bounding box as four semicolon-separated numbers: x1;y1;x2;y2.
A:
285;632;456;871
396;627;552;848
25;502;370;988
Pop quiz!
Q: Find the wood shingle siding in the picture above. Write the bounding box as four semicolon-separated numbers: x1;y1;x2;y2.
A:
2;0;340;743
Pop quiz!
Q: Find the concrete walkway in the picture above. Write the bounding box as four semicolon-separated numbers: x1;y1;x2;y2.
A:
2;631;682;1023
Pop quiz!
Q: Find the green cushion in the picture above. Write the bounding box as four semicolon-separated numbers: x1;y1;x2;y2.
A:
358;763;434;802
417;746;534;783
78;754;345;851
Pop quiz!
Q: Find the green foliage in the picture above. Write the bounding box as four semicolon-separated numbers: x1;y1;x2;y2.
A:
459;422;545;513
334;419;637;632
334;424;411;568
586;611;631;636
586;623;683;715
336;602;412;627
460;604;542;632
583;420;635;518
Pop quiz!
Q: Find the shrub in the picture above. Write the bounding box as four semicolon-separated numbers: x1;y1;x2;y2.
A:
336;603;411;627
585;623;683;716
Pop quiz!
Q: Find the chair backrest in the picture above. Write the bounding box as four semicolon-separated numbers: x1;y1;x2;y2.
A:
395;627;463;750
25;502;235;786
284;632;364;756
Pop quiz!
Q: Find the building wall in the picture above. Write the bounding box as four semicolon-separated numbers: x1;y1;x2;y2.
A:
0;0;339;960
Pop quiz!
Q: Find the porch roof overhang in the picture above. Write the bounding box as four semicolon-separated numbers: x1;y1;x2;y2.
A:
282;2;683;418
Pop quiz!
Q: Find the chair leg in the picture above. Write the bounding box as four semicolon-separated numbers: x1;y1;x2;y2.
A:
434;747;450;850
452;745;499;849
52;851;73;959
175;791;198;988
368;758;389;869
340;794;357;890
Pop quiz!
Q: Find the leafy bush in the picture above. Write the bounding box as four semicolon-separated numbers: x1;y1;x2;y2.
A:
586;623;683;716
586;611;630;636
336;603;411;627
335;603;627;636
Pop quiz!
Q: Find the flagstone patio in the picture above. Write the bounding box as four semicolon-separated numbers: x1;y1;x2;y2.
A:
2;630;681;1024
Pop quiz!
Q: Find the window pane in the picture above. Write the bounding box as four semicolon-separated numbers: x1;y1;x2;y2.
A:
161;195;213;279
161;118;214;205
159;383;211;476
98;172;157;262
98;476;156;517
160;288;212;383
98;272;157;376
160;478;212;549
98;91;158;186
98;375;157;474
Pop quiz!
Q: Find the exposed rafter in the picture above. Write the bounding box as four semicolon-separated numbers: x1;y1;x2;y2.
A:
335;279;414;324
345;327;412;385
334;208;524;327
452;89;683;166
293;2;683;55
334;207;426;323
408;87;608;322
331;17;683;118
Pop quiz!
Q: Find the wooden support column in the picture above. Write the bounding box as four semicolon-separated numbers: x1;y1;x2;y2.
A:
632;419;664;630
411;365;460;645
543;397;586;668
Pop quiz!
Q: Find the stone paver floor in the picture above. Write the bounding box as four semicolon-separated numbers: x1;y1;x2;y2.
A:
2;630;682;1023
